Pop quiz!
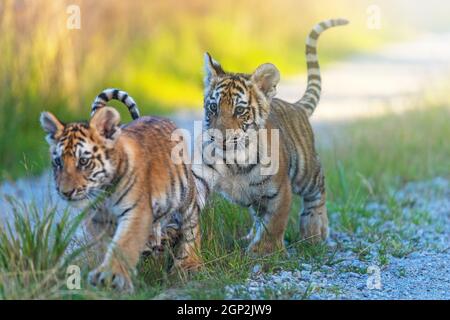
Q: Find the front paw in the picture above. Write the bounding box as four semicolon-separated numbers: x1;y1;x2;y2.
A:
300;213;329;243
247;239;285;256
88;266;133;292
173;255;203;272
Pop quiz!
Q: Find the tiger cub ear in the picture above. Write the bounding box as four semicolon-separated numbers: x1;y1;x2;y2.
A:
40;112;64;143
251;63;280;99
90;107;121;141
204;52;225;90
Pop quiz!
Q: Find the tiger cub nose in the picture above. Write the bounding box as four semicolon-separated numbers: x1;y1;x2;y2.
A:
61;189;75;198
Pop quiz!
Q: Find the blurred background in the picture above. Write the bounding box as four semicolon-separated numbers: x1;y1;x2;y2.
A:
0;0;449;179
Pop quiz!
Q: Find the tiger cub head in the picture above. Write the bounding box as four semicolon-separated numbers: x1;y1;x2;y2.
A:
203;52;280;149
40;107;122;203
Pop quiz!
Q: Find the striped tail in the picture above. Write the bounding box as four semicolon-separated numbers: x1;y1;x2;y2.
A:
91;88;140;120
296;18;349;117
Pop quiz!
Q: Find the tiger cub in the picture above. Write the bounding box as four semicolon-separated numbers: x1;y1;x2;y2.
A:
192;19;348;255
40;89;203;291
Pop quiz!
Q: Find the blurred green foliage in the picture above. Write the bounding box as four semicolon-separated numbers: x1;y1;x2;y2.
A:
0;0;403;179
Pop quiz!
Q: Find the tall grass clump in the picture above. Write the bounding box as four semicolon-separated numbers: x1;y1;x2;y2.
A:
0;198;86;299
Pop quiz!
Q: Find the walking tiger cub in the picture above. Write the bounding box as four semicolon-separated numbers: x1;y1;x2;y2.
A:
192;19;348;254
40;88;203;291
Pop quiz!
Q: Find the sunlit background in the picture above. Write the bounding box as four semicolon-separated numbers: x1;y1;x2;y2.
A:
0;0;449;179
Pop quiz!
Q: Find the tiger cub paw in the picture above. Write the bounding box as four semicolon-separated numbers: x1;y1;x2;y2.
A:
300;213;329;244
88;265;134;292
173;255;203;273
247;238;286;256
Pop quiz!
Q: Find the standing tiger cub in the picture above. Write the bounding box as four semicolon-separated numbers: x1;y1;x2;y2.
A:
192;19;348;255
40;89;203;291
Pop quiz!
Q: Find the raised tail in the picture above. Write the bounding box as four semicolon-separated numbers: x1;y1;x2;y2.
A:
91;88;140;120
296;18;349;117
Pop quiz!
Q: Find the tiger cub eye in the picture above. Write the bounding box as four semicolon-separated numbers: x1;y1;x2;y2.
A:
235;106;246;115
209;103;218;113
79;157;90;166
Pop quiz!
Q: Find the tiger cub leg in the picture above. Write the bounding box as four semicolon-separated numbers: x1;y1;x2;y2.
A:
173;204;202;271
88;201;152;292
84;207;117;266
247;181;292;255
299;172;329;243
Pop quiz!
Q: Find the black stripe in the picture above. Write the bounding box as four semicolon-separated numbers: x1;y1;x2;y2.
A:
306;88;320;100
112;89;119;100
249;175;272;186
215;81;230;91
121;93;129;103
308;74;321;81
308;82;321;90
118;202;138;218
165;187;173;215
192;171;210;195
179;164;188;201
289;153;299;181
250;105;256;123
114;174;136;206
258;104;263;120
98;92;108;102
169;169;176;198
309;30;319;40
92;169;106;178
307;61;319;69
131;109;139;120
236;163;256;174
233;84;246;95
205;162;219;173
306;45;317;54
260;188;280;201
302;102;315;110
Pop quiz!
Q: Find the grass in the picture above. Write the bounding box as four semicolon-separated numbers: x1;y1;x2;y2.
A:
0;103;448;299
0;199;86;299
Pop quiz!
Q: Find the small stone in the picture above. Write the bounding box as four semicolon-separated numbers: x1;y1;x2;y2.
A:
301;263;312;271
321;265;333;272
347;272;360;278
251;264;262;275
356;283;366;290
292;270;302;278
300;270;311;280
274;277;283;285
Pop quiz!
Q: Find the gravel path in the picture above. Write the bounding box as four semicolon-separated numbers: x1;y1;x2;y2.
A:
226;178;450;300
